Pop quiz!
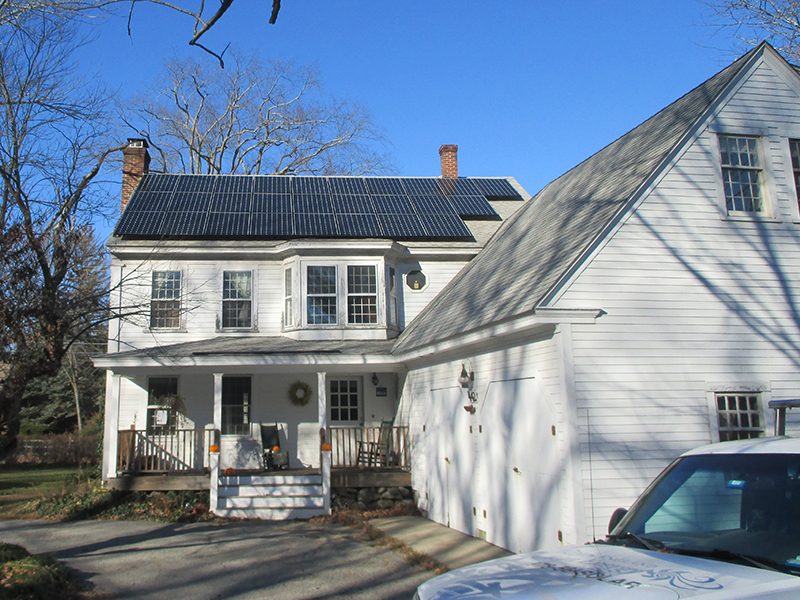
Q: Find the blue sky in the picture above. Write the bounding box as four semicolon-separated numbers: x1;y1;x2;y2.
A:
79;1;745;231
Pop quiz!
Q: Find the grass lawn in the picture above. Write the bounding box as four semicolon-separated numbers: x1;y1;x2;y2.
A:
0;466;82;519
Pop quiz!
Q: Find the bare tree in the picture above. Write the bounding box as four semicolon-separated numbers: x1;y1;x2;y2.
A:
713;0;800;60
0;0;283;65
0;15;122;457
123;54;390;175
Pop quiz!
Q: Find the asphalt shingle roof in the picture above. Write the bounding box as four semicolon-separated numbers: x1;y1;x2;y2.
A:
393;45;763;354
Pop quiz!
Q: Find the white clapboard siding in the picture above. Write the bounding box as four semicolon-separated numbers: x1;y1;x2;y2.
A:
397;260;471;327
556;57;800;540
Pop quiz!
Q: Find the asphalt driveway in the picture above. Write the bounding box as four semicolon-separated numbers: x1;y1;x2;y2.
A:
0;519;432;599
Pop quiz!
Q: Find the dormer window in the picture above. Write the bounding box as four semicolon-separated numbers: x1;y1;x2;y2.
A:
719;135;763;214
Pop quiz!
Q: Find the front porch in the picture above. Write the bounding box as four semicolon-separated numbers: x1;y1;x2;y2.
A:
110;424;411;492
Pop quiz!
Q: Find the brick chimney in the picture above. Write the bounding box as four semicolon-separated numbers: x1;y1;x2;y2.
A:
121;138;150;211
439;144;458;178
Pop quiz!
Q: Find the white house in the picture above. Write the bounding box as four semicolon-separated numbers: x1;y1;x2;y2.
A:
393;42;800;553
97;42;800;551
94;143;529;519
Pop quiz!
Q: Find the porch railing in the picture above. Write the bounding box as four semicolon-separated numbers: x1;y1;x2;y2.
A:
330;425;409;469
117;428;211;474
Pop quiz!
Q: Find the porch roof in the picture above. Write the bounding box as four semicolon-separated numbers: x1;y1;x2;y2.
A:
95;336;399;370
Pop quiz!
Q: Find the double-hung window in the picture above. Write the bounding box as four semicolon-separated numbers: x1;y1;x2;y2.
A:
221;271;252;329
347;265;377;324
284;268;293;328
150;271;181;329
307;266;337;325
715;393;763;442
719;135;764;214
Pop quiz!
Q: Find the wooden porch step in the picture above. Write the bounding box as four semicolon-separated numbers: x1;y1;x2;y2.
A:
213;506;327;520
218;495;324;509
218;484;322;498
220;474;321;486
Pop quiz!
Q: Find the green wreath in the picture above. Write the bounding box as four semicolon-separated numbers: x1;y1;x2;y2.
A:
288;381;312;406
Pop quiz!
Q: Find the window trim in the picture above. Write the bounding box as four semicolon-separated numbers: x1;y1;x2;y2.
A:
219;269;256;331
149;270;183;330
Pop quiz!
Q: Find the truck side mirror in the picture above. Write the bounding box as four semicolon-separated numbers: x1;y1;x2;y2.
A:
608;507;628;534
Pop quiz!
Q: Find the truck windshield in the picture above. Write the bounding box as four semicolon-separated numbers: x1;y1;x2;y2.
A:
610;453;800;574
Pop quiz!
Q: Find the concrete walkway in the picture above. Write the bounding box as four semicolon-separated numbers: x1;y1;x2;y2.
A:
370;516;511;570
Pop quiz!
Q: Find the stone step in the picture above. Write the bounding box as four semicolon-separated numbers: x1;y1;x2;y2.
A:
220;474;321;486
218;495;324;509
212;506;327;520
218;484;322;498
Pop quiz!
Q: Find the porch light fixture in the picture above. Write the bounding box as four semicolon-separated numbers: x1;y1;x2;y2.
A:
458;364;478;403
371;373;380;386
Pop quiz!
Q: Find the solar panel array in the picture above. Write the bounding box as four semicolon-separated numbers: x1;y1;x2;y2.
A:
115;175;522;240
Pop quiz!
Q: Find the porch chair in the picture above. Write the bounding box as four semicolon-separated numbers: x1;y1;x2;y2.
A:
261;423;289;471
356;420;395;467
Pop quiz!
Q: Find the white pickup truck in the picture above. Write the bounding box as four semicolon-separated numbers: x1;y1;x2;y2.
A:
416;402;800;599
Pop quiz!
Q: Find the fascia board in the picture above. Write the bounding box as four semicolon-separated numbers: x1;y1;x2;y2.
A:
536;46;766;309
93;353;405;370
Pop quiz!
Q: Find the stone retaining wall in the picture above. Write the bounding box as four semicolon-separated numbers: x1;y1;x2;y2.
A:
332;486;414;511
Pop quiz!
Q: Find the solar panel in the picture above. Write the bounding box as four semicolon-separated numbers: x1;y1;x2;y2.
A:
166;210;208;236
294;213;339;237
376;214;427;238
409;195;455;215
364;178;406;195
252;193;292;214
116;210;164;236
330;195;374;214
214;176;253;194
449;195;499;219
294;195;333;214
210;193;251;213
253;177;292;194
402;178;442;196
437;178;482;197
175;175;216;193
139;173;178;193
293;177;329;195
205;212;250;237
171;192;212;212
371;195;414;215
418;213;473;238
336;213;383;237
127;191;174;212
250;212;293;236
328;177;368;195
472;178;521;199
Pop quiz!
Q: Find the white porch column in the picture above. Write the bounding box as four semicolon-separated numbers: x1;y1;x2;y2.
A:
213;373;223;432
318;371;331;514
102;372;121;481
